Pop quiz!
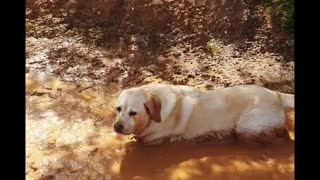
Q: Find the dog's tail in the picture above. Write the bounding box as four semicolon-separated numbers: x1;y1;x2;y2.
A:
278;92;295;140
278;92;294;108
285;108;295;140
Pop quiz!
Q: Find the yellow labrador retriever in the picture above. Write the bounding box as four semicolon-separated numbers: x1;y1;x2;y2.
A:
113;83;294;145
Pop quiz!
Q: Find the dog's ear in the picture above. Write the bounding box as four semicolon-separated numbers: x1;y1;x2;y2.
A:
144;92;161;123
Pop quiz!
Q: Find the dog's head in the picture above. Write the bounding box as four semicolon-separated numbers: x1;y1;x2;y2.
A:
113;87;161;135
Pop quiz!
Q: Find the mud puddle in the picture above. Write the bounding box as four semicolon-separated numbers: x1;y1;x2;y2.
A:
26;73;294;180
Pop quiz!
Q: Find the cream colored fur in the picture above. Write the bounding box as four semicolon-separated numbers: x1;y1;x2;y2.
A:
114;83;294;145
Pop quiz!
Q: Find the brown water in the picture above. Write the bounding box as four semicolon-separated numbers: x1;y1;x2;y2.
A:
26;75;294;180
120;141;294;180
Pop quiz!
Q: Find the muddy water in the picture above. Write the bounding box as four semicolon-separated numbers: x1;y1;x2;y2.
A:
26;74;294;180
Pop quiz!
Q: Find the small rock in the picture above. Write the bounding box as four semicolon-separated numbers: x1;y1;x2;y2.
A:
187;74;194;78
31;91;47;96
30;165;38;172
203;65;210;70
201;75;210;80
205;84;213;88
173;52;181;57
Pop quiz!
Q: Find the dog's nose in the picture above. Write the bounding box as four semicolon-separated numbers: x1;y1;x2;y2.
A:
114;122;124;133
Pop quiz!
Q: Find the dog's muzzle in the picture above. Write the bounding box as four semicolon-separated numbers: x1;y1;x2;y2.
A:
114;121;124;133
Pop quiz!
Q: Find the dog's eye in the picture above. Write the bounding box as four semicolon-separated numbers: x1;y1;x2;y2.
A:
116;107;121;112
129;111;137;116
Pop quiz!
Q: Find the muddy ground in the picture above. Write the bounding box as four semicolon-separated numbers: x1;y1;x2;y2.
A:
26;0;294;179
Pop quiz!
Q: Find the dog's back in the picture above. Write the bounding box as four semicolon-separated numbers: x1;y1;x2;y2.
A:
183;85;294;143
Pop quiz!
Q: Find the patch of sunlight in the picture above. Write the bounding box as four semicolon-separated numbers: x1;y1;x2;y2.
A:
233;160;251;172
95;93;116;106
240;9;250;22
277;163;292;174
250;162;265;170
170;168;191;180
77;87;118;118
26;77;39;90
88;93;118;119
199;157;209;163
186;79;207;90
27;147;68;168
178;59;199;74
211;164;224;174
50;79;76;91
143;77;166;84
288;131;294;140
170;159;204;180
91;108;112;118
26;74;79;93
132;176;144;180
99;132;130;150
266;159;275;166
289;163;294;173
110;162;121;175
37;101;52;111
55;119;96;147
80;90;95;101
206;39;222;56
178;160;198;167
27;111;103;149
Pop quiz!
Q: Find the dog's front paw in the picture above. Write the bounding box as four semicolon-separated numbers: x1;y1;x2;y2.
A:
132;135;142;141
